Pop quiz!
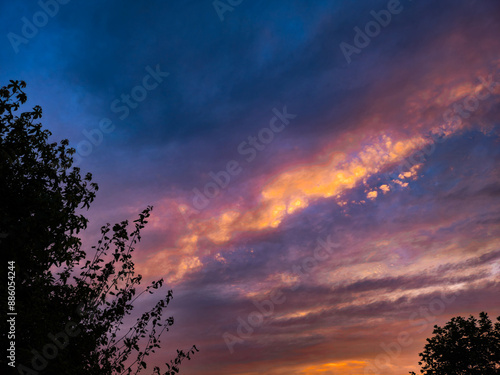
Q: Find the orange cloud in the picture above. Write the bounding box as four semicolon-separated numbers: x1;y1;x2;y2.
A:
138;71;500;283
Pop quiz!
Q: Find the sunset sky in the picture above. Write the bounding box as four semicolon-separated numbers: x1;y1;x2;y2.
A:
1;0;500;374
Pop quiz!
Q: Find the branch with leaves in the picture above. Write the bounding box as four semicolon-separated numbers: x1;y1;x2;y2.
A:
1;80;197;374
69;206;198;374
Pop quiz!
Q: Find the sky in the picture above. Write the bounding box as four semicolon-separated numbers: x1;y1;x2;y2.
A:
1;0;500;374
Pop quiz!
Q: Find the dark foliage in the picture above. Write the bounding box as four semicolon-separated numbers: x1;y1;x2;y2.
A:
410;312;500;375
0;80;197;375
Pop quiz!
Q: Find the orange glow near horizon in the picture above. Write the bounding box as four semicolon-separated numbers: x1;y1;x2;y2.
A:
299;360;370;374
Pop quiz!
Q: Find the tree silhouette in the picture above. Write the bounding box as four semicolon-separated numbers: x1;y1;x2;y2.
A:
0;80;197;374
410;312;500;375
